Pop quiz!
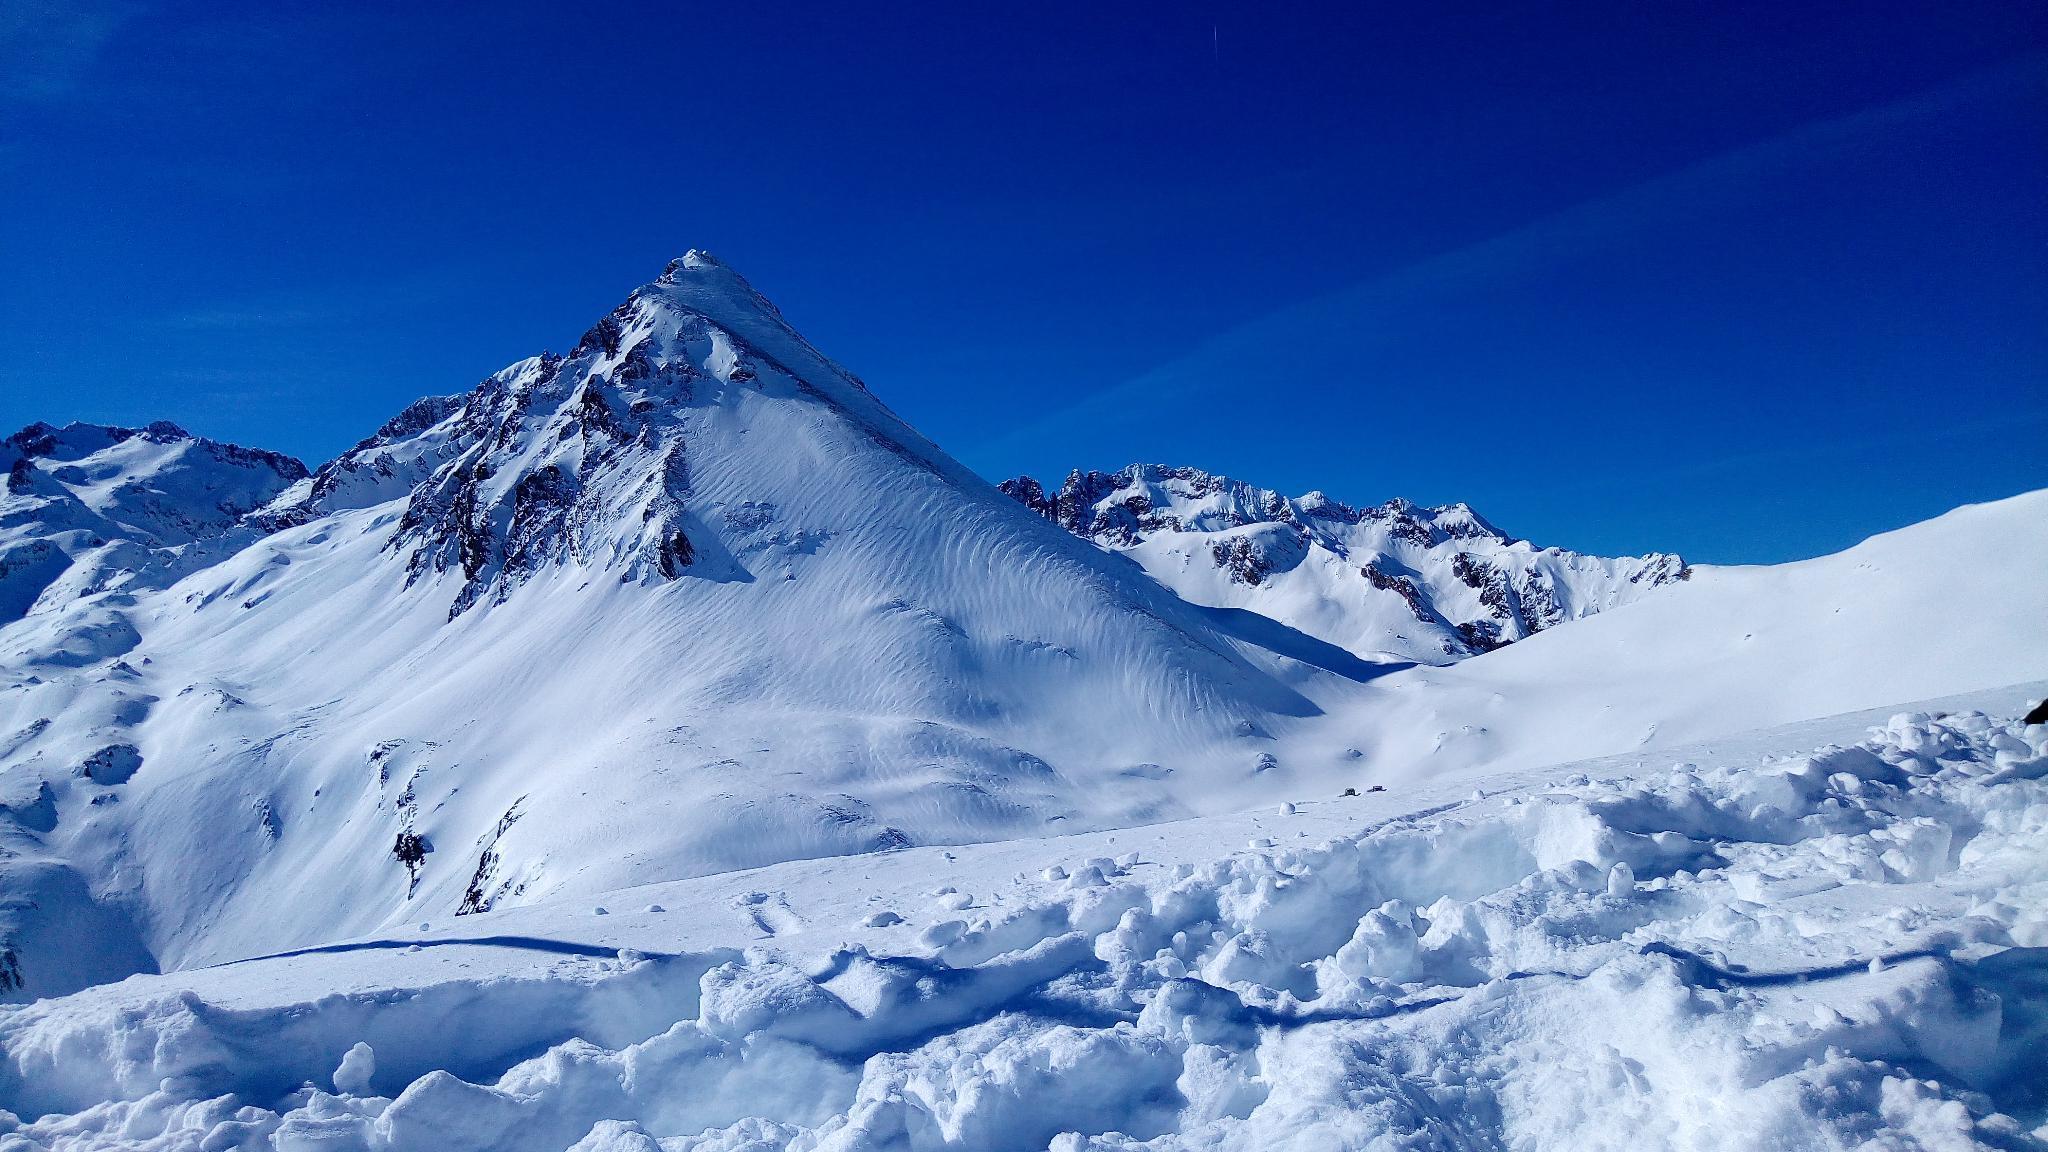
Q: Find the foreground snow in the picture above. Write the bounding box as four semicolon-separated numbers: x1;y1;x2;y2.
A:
5;685;2043;1151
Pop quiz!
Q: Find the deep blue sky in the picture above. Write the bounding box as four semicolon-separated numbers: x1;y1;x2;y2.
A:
3;2;2043;563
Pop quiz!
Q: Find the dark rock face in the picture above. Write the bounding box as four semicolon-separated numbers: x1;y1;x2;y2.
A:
1457;552;1522;632
371;395;468;445
392;830;428;894
1451;552;1566;643
656;526;695;578
457;801;526;915
996;476;1053;521
385;344;702;617
2025;698;2048;726
1208;525;1310;587
1211;537;1268;586
77;745;142;786
1456;619;1507;653
574;311;627;360
1363;563;1435;623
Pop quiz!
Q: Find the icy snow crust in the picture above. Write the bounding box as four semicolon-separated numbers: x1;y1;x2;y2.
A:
3;691;2045;1150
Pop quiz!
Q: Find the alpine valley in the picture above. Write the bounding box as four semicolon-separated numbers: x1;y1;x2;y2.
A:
2;256;2044;1152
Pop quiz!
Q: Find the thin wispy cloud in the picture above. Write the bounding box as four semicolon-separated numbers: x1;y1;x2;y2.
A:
0;0;140;102
142;304;345;333
135;267;483;335
971;53;2048;464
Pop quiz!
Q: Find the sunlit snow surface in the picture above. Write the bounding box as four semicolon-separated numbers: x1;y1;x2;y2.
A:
4;687;2044;1151
2;257;2044;1149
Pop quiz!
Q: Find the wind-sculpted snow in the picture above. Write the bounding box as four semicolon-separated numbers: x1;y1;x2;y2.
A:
4;703;2042;1150
1002;465;1688;663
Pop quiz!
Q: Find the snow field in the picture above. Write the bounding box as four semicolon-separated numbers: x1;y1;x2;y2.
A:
3;703;2043;1151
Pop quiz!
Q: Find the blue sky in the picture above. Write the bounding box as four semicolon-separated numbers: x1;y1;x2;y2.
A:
2;2;2042;563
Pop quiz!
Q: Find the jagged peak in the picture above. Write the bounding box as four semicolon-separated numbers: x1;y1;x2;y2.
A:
652;249;781;318
1009;463;1518;542
641;250;792;336
2;419;306;483
361;393;469;449
7;419;190;459
1426;501;1514;544
305;254;977;617
1001;460;1693;664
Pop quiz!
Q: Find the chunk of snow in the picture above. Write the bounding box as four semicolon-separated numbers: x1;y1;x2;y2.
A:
332;1041;374;1095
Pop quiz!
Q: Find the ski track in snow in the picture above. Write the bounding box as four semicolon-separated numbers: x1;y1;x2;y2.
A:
3;690;2045;1151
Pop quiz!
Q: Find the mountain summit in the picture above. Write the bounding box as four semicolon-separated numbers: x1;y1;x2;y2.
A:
263;251;966;615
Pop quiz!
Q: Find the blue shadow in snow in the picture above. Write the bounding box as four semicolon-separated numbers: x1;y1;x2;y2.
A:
208;934;665;969
1636;941;1950;987
1194;604;1416;684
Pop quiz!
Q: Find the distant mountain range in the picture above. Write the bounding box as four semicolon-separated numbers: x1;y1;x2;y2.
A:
1001;465;1688;664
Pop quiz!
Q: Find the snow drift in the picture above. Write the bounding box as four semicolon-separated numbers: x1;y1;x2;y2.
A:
3;691;2043;1149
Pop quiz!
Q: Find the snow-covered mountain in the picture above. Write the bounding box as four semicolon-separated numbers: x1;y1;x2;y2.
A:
1;253;2045;1149
0;254;1363;1000
1001;465;1688;663
0;422;306;623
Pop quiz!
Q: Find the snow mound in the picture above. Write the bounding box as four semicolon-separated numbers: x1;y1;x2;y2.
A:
6;701;2043;1150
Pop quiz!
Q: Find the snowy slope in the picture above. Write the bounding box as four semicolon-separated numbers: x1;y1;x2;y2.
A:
0;422;306;622
1002;465;1689;664
1321;489;2048;782
0;255;1362;999
3;686;2043;1150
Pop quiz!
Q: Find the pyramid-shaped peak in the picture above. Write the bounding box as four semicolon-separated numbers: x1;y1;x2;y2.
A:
666;248;727;274
657;249;733;283
649;250;784;322
314;252;980;615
